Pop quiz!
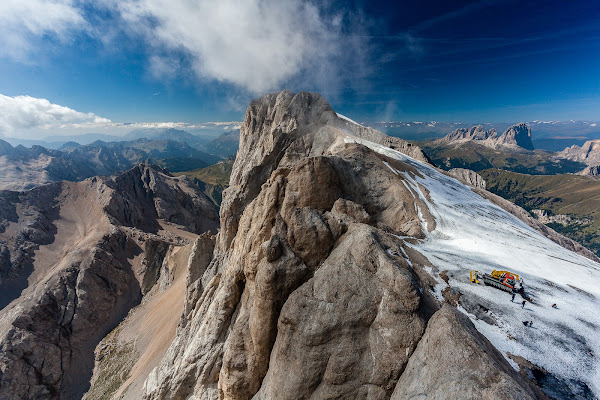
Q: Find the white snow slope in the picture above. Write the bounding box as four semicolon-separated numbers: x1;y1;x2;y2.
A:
345;136;600;399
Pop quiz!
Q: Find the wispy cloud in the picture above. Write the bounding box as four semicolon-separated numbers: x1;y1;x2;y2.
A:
0;0;86;61
0;94;111;138
105;0;369;94
407;0;505;33
1;1;371;97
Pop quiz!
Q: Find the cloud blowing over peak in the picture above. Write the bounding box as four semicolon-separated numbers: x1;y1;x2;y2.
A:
112;0;367;94
0;0;369;95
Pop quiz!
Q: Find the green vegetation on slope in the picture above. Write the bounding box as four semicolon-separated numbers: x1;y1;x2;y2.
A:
422;141;586;174
154;157;211;173
174;157;234;206
480;169;600;256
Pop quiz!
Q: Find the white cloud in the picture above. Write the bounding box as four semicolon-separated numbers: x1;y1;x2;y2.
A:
0;0;86;61
1;1;369;97
108;0;366;93
0;94;111;138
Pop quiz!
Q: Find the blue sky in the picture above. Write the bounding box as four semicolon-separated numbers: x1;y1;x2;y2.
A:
0;0;598;138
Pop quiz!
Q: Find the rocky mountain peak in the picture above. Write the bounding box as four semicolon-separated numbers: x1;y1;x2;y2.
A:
495;122;534;150
0;138;14;156
557;138;600;166
437;123;534;151
443;125;497;142
581;139;600;157
220;89;427;248
141;91;556;400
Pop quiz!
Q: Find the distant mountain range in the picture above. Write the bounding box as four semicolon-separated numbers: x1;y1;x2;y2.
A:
365;120;600;151
421;123;591;175
0;128;238;191
2;127;237;151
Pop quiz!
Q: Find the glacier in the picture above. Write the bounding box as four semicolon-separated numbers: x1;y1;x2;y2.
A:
345;136;600;398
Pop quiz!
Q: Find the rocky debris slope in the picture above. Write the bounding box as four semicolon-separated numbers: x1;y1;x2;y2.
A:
84;233;214;400
0;163;219;399
142;91;541;400
437;123;534;151
448;167;487;189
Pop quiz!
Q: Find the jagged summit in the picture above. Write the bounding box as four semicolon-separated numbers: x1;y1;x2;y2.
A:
439;122;534;150
443;125;497;142
143;91;600;400
222;89;428;248
558;138;600;166
0;162;218;399
495;122;534;150
0;138;14;155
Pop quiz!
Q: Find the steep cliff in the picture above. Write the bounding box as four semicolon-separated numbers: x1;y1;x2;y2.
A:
0;164;219;399
438;123;533;151
142;91;548;400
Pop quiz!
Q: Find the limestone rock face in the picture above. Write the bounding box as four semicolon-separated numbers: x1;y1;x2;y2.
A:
442;125;497;142
438;123;534;151
492;123;534;150
559;139;600;166
142;91;541;400
448;168;487;189
391;305;537;400
0;163;219;400
577;164;600;177
220;90;428;250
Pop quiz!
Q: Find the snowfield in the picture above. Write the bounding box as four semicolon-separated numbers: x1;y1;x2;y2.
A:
345;136;600;399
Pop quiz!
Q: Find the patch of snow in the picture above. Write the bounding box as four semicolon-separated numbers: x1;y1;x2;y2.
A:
382;161;398;175
336;112;362;126
344;136;600;397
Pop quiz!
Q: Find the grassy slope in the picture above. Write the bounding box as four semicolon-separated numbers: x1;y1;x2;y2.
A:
173;158;234;206
177;159;232;186
421;141;586;174
480;169;600;256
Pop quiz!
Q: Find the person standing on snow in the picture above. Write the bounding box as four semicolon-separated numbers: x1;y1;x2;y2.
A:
522;300;526;308
511;292;516;302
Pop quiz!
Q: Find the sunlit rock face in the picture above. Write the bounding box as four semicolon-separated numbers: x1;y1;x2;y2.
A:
142;91;544;400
